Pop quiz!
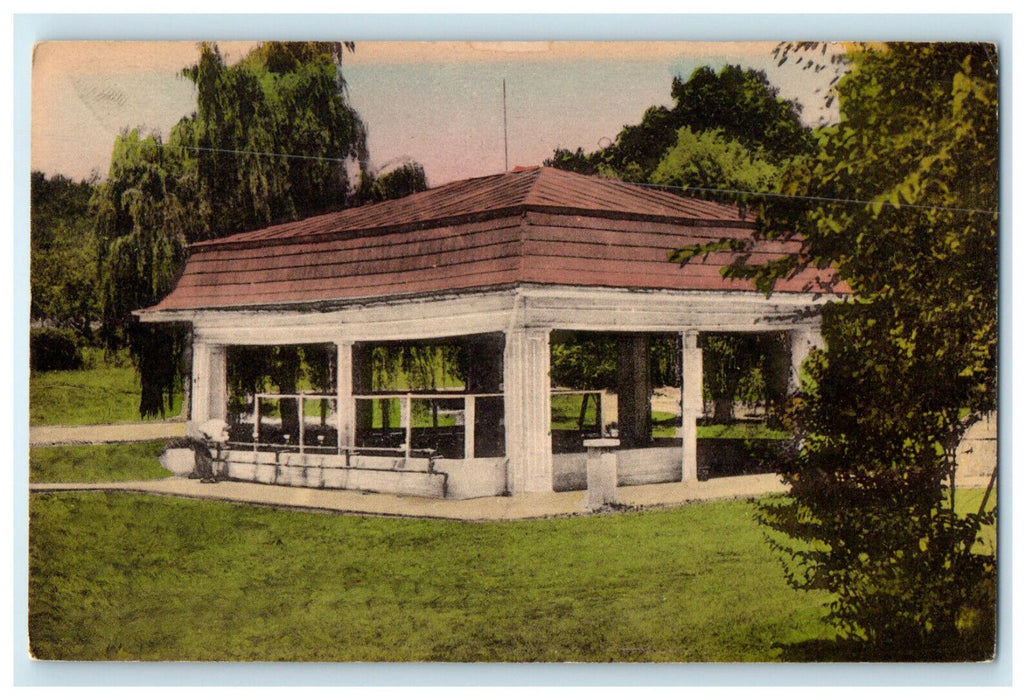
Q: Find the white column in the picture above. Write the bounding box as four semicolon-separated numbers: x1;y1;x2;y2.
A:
464;395;476;460
336;341;354;450
681;330;703;482
788;324;825;393
209;345;227;423
504;327;553;493
190;342;226;424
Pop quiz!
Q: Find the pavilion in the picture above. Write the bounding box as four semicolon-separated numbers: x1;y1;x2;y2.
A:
137;166;844;499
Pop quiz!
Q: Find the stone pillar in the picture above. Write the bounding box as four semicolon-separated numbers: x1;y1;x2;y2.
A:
336;341;354;449
210;345;227;423
504;327;552;493
617;334;652;448
681;331;703;482
583;438;620;510
788;324;825;393
191;342;227;424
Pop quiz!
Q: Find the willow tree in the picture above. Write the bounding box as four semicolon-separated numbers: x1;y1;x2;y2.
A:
94;42;371;416
177;42;369;241
92;130;193;416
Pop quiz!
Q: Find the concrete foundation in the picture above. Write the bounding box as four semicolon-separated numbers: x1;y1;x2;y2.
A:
216;450;508;499
553;445;683;492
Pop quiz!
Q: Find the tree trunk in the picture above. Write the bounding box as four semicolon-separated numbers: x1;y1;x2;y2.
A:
713;397;734;424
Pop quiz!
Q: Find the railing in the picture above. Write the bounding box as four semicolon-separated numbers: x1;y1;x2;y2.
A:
354;391;504;460
249;391;337;455
232;390;504;460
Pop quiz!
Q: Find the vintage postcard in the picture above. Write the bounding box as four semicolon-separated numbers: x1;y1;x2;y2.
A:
28;39;999;667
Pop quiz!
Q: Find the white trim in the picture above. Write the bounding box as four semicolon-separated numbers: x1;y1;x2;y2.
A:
153;284;839;346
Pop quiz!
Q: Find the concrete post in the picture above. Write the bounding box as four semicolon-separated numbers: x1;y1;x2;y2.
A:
788;325;824;393
504;327;552;493
336;341;354;450
190;341;209;423
583;438;620;510
464;394;476;460
191;342;226;424
681;330;703;482
209;345;227;424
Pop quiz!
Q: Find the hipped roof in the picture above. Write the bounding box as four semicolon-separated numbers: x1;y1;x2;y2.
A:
144;166;841;314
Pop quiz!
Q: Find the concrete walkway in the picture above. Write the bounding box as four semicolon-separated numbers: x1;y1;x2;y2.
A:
956;413;998;488
29;473;789;521
29;420;187;446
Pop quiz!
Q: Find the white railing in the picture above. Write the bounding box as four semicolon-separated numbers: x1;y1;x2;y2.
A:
251;391;337;455
353;391;503;460
241;390;503;459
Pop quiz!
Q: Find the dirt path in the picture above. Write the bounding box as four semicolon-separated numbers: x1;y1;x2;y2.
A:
29;421;187;447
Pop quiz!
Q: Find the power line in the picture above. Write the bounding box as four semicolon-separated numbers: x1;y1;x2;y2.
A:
175;143;352;164
45;133;998;217
628;180;999;217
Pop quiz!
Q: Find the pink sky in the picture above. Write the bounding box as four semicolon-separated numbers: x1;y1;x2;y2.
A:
32;41;840;186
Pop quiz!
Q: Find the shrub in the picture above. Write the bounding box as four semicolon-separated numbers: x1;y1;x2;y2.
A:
30;327;84;372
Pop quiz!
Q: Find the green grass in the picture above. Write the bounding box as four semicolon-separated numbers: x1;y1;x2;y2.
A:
28;493;834;661
551;393;601;431
30;442;172;484
30;349;182;426
698;422;791;440
954;486;998;555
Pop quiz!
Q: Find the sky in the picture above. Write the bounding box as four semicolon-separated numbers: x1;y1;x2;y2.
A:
31;40;841;187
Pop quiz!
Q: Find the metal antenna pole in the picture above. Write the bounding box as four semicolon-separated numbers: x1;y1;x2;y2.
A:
503;79;509;172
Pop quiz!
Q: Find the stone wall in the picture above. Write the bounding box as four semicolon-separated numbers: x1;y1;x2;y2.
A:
553;446;682;492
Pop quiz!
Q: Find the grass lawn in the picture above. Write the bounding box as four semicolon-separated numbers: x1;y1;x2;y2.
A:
954;486;998;556
697;422;792;440
29;493;835;661
30;442;172;483
30;350;183;426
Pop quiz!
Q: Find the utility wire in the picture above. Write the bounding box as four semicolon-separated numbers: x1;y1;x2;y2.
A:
628;180;999;217
54;134;999;217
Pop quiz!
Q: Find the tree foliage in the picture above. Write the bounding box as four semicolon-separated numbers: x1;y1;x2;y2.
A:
546;64;813;185
550;335;620;392
738;43;999;659
699;333;786;423
30;172;101;338
355;161;429;205
650;127;783;206
176;42;369;240
669;65;814;162
91;130;194;417
92;42;377;417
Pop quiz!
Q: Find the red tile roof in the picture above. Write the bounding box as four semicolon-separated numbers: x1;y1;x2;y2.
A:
145;166;842;313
